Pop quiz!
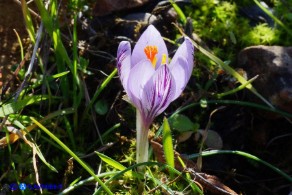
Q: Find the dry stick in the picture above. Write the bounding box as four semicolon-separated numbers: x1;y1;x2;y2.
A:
14;22;43;100
13;0;41;20
81;76;105;191
197;107;225;171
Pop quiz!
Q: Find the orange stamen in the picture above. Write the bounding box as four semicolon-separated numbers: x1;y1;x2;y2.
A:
144;46;158;66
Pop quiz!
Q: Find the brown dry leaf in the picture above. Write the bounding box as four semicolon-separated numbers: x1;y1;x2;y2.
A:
150;139;238;195
0;124;36;147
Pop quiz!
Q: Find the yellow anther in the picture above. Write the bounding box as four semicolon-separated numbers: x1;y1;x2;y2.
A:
161;54;167;65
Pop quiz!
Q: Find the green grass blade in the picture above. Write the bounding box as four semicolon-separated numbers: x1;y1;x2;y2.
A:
60;171;119;194
96;151;127;171
34;143;58;172
188;150;292;183
13;29;24;60
96;151;132;177
176;156;202;193
19;71;70;98
34;0;76;99
162;117;175;170
84;68;117;116
5;130;24;195
51;71;70;79
216;75;258;98
0;95;48;117
174;100;292;119
30;117;113;195
72;10;80;130
176;28;274;108
169;0;186;24
9;119;58;172
63;116;76;150
155;99;292;138
145;170;175;194
36;0;70;67
20;0;36;43
253;0;292;37
95;162;203;194
87;123;121;151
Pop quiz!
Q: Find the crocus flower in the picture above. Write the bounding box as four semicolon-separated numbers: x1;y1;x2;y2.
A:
117;25;194;167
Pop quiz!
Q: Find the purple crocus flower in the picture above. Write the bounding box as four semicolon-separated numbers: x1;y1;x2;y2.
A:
117;25;194;166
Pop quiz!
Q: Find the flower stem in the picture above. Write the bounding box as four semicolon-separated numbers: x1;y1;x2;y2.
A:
136;110;149;171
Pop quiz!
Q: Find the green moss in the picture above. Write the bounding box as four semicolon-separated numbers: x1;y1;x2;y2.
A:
241;24;280;45
185;0;291;68
186;1;243;69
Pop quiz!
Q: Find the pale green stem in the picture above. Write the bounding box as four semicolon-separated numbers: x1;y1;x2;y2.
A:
136;109;149;171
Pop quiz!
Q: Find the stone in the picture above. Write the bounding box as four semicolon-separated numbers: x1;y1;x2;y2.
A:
92;0;152;16
237;46;292;114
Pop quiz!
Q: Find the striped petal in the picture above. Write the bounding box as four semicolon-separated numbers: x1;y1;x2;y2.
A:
117;41;132;92
132;25;168;69
141;65;175;126
127;60;155;110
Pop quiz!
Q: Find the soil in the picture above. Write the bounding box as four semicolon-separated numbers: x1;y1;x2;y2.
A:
0;0;29;83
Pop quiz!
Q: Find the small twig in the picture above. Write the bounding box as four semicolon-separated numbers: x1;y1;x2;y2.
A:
13;0;41;20
81;76;104;145
14;22;44;100
197;107;225;171
79;142;115;159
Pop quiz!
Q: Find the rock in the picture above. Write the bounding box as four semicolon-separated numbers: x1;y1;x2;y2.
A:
239;1;274;27
124;13;158;24
238;46;292;114
92;0;152;16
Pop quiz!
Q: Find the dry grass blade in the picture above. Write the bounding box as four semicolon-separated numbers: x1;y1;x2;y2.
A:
0;107;74;147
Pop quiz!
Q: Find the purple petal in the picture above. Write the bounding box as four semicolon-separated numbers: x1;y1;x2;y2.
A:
141;65;175;126
169;57;190;100
132;25;168;68
169;37;194;76
169;37;194;100
117;41;132;91
127;60;155;110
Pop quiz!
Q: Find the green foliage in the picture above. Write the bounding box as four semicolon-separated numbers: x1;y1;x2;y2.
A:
169;114;198;132
94;99;109;115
